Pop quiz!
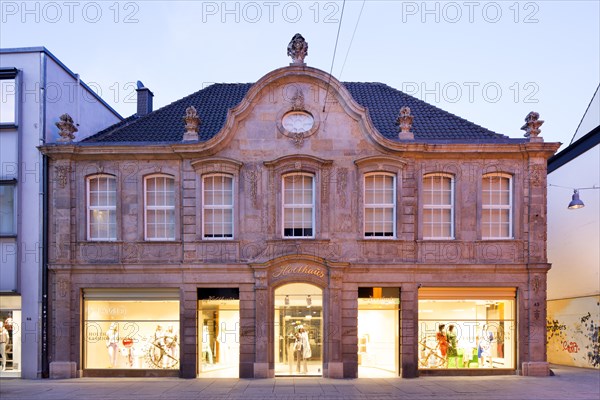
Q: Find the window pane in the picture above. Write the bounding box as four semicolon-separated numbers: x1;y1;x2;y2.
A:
1;79;16;124
423;175;453;239
0;185;16;235
88;176;117;240
283;174;314;237
203;175;234;239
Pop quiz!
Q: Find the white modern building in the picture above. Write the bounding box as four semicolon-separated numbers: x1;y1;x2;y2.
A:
0;47;122;378
547;85;600;369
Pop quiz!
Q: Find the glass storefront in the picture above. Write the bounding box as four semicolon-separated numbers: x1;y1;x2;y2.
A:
274;283;323;376
0;296;21;377
197;288;240;378
83;289;180;370
418;288;515;370
357;287;400;377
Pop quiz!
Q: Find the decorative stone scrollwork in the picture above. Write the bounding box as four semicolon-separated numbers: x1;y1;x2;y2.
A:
291;88;305;111
396;106;414;140
243;164;260;207
56;113;78;143
336;168;348;208
521;111;544;141
183;106;201;141
55;165;71;188
287;33;308;65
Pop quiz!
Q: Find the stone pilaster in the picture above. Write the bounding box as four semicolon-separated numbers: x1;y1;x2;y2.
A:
326;268;344;378
522;267;550;376
179;286;197;378
401;283;419;378
253;269;270;377
341;283;358;378
239;284;256;378
48;270;76;378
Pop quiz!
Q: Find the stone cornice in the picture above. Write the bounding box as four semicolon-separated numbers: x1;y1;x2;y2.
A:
39;139;561;161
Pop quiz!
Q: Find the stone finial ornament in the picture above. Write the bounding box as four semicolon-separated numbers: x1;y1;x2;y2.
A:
396;106;414;140
56;113;78;143
521;111;544;142
182;106;201;141
287;33;308;65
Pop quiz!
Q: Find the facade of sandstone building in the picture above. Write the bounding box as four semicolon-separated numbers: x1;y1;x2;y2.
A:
41;38;559;379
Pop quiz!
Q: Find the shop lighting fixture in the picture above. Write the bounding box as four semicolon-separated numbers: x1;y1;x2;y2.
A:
285;295;289;306
549;184;599;209
306;295;312;308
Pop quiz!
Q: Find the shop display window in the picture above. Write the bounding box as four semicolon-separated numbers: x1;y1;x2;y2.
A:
84;299;180;370
418;289;515;370
357;287;400;377
198;288;240;378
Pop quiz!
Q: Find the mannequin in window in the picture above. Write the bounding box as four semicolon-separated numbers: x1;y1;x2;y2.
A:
0;320;9;371
295;326;311;374
164;325;179;364
446;325;458;367
106;322;119;368
478;332;493;367
436;324;449;366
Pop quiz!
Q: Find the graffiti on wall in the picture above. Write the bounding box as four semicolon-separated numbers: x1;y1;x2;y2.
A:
547;296;600;368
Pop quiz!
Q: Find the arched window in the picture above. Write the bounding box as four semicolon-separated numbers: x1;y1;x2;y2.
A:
87;174;117;240
145;175;175;240
482;173;513;239
282;172;315;238
364;173;396;238
423;173;454;239
202;174;234;239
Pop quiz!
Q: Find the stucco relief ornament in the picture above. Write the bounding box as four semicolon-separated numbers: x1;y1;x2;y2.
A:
56;113;78;143
291;88;305;111
55;165;71;188
287;33;308;65
182;106;200;141
521;111;544;142
396;106;414;140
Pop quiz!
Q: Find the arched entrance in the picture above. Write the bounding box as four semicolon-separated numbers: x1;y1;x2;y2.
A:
274;283;323;376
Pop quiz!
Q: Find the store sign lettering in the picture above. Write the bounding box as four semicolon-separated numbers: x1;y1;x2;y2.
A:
89;306;126;316
271;265;326;279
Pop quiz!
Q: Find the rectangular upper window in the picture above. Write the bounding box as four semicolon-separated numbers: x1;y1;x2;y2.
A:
482;173;513;239
364;173;396;238
145;175;175;240
0;68;18;127
87;175;117;241
283;173;314;238
423;173;454;239
203;174;234;239
0;180;17;236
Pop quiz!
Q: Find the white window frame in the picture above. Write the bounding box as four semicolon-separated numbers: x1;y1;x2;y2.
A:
423;173;455;240
282;172;315;238
144;174;175;241
86;174;117;241
202;173;234;240
363;172;396;238
482;173;513;239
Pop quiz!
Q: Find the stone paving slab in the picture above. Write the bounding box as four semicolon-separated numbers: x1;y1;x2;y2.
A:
0;366;598;400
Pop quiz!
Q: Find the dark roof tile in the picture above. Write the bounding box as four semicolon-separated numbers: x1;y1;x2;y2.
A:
83;82;509;144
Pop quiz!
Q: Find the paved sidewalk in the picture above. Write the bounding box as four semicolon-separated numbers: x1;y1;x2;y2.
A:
1;365;599;400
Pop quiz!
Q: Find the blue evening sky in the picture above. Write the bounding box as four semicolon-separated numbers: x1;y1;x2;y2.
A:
1;0;599;149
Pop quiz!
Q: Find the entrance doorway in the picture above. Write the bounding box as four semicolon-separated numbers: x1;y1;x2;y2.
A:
274;283;323;376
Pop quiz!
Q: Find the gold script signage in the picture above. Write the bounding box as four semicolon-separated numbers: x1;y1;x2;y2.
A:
271;264;326;280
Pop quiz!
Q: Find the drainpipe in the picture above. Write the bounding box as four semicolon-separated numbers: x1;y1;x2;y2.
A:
40;51;49;379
